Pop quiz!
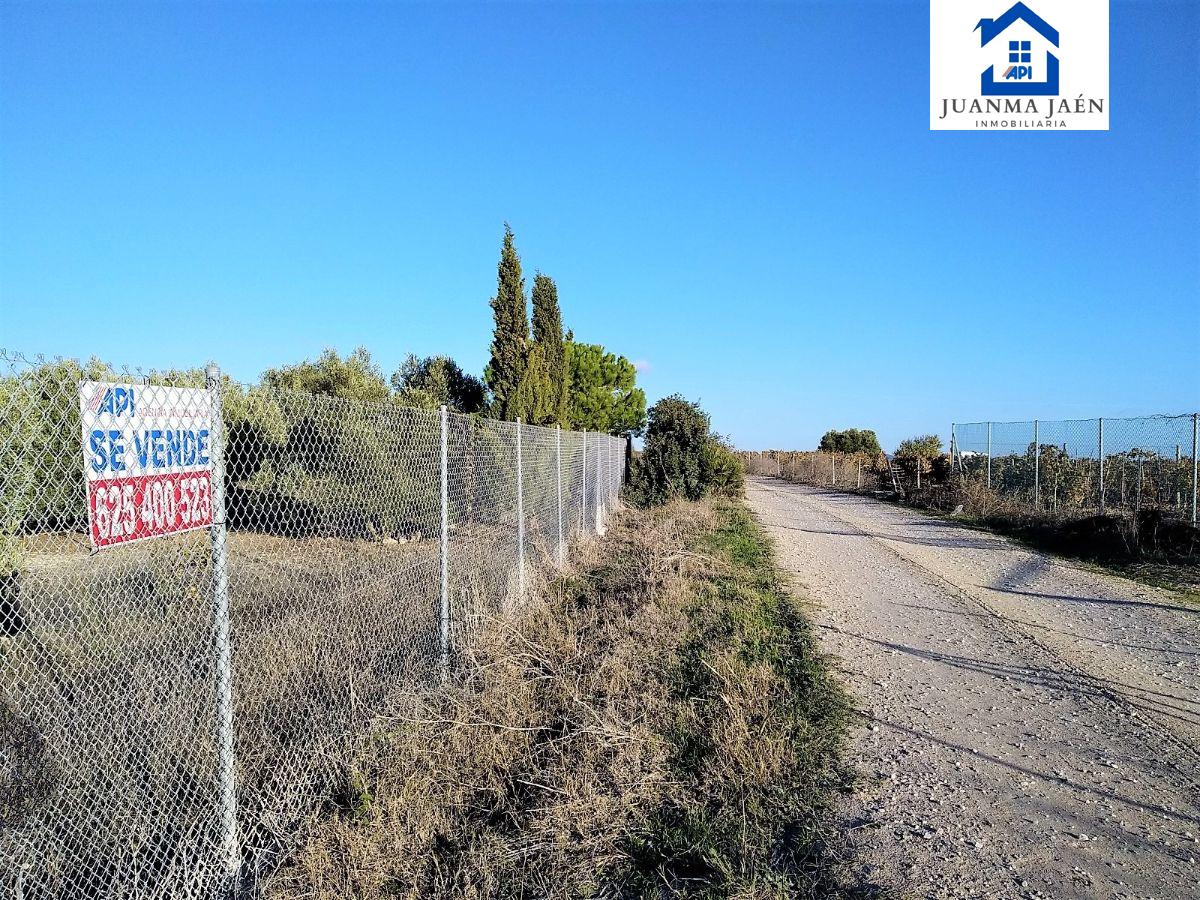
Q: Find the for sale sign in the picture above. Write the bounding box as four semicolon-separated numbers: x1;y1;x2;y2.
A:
79;381;216;548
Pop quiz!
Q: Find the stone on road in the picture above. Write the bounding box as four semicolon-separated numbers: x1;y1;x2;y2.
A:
746;477;1199;900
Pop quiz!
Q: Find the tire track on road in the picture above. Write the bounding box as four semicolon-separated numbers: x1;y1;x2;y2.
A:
755;479;1200;781
746;477;1200;899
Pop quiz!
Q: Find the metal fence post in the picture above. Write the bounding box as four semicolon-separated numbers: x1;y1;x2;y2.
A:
595;433;604;533
601;435;606;528
610;437;616;507
556;425;564;567
1176;443;1183;510
604;437;610;520
605;436;610;507
612;437;618;504
951;423;957;472
987;421;993;488
599;435;607;530
582;429;588;535
204;363;240;891
608;437;615;506
831;453;836;485
439;405;450;680
608;437;615;509
611;437;617;493
516;419;525;599
1192;413;1198;527
1098;417;1106;513
1033;419;1040;509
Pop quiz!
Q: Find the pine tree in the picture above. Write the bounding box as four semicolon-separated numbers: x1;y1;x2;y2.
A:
564;339;647;436
485;223;528;420
529;273;568;425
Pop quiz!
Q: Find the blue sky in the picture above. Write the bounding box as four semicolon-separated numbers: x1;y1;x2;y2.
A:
1;1;1196;451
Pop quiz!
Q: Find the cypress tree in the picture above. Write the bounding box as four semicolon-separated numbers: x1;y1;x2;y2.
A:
529;273;568;425
485;223;528;420
513;343;552;424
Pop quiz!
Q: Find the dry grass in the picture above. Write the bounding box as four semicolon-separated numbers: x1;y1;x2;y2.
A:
265;499;862;899
3;523;448;894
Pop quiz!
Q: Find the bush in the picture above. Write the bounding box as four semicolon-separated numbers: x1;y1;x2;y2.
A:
819;428;881;456
629;395;744;506
0;357;117;536
894;434;943;463
391;354;486;413
700;437;745;498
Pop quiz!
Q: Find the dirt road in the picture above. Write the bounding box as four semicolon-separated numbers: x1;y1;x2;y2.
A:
745;477;1199;900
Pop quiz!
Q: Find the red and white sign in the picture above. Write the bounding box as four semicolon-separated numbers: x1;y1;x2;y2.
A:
79;381;216;548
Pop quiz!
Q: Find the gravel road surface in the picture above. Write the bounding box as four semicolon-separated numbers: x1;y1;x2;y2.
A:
745;477;1199;899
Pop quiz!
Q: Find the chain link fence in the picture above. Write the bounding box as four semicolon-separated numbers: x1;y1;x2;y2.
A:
742;414;1199;529
741;450;887;494
952;415;1198;524
0;348;626;898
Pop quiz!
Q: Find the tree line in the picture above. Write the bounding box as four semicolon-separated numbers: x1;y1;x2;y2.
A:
484;224;645;435
1;222;753;556
256;223;647;438
0;225;656;549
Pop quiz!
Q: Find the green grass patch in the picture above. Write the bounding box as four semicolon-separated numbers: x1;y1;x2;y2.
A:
620;500;866;899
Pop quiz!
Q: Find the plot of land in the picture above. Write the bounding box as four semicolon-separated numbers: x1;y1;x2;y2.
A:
746;477;1199;900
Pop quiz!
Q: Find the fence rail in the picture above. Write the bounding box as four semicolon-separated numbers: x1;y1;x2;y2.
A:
0;348;626;898
952;414;1198;524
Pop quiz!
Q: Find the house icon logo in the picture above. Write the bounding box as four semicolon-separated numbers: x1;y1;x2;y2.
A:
975;2;1060;96
930;0;1108;132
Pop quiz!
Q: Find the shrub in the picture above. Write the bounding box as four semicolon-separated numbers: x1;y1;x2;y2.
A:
261;347;391;403
630;395;744;506
700;436;745;498
0;357;116;535
390;354;486;413
894;434;943;462
893;434;945;489
819;428;882;456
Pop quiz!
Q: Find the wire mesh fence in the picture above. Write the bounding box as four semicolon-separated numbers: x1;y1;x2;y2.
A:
741;449;886;494
0;348;626;899
742;414;1199;528
952;415;1198;523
